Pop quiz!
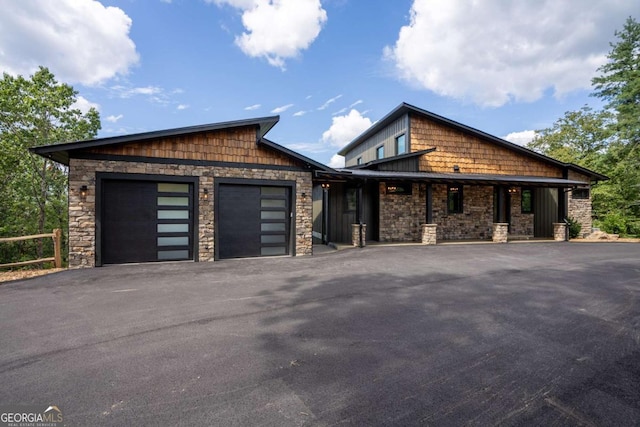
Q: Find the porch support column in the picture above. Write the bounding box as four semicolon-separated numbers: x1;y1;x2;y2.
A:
558;187;567;221
553;223;568;241
426;183;433;224
421;224;437;245
492;223;509;243
352;184;365;247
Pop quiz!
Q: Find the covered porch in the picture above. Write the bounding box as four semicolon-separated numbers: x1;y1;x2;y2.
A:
312;169;589;247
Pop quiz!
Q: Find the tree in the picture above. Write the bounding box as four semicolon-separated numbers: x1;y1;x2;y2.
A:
592;16;640;144
0;67;100;264
529;17;640;235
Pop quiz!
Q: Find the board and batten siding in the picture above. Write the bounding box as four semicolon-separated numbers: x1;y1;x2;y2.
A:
409;115;562;177
344;114;409;167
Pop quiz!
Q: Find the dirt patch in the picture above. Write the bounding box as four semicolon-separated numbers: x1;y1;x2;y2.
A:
0;268;66;283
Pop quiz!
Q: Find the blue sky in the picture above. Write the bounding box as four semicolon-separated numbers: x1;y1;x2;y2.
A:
1;1;637;167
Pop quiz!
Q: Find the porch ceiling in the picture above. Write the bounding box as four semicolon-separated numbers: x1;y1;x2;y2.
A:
315;169;590;188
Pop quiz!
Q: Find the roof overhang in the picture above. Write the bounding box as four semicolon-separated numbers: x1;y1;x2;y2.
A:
315;169;591;188
30;116;280;165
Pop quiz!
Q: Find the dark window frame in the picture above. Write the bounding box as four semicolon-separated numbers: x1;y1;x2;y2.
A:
572;188;590;199
376;145;384;160
356;156;363;165
447;185;463;214
521;188;534;214
344;187;357;212
395;133;407;155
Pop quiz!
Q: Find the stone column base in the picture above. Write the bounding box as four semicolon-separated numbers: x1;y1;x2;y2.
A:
352;223;367;247
553;223;567;241
421;224;437;245
492;223;509;243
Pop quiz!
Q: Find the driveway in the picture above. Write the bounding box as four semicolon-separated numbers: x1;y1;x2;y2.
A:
0;243;639;426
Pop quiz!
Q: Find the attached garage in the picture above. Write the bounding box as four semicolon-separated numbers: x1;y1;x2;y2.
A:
31;116;328;268
97;174;198;265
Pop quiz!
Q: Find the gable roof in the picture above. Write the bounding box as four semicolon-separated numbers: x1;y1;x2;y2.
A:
31;116;282;166
337;102;607;181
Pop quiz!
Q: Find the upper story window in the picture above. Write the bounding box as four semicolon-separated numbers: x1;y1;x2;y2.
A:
448;186;463;214
356;157;363;165
395;134;406;155
376;145;384;160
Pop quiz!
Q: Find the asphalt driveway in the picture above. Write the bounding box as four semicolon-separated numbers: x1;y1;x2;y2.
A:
0;243;639;426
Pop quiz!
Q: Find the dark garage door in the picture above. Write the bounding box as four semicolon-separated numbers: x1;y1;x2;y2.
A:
218;184;290;259
101;180;194;264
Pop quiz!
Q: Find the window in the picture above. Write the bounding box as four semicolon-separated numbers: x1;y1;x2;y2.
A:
376;145;384;160
395;134;407;155
521;189;533;213
447;186;463;214
572;188;590;199
356;157;363;165
345;187;357;212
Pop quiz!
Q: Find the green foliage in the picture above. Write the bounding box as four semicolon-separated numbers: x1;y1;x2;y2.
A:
565;217;582;239
529;17;640;233
0;67;101;267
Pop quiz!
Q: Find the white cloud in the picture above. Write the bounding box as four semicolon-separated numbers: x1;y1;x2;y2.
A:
385;0;635;107
72;96;100;114
321;109;373;148
0;0;139;86
318;94;342;110
328;154;345;168
105;114;124;123
244;103;261;110
110;85;170;103
177;104;189;110
349;100;363;108
502;130;536;146
293;110;307;117
210;0;327;69
332;107;347;116
271;103;294;114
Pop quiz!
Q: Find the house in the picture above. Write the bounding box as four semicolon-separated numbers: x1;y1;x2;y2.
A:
32;116;330;267
32;103;607;268
311;103;607;246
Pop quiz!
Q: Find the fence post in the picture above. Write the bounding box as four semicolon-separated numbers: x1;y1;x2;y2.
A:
53;229;62;268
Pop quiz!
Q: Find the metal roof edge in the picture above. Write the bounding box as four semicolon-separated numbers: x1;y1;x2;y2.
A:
259;138;335;172
347;147;437;170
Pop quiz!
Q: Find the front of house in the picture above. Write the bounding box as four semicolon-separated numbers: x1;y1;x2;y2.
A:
312;103;606;246
33;103;606;268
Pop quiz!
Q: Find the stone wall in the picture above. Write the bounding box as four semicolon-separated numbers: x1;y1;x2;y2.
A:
68;158;312;268
567;170;592;237
378;183;426;241
509;190;534;236
432;184;494;240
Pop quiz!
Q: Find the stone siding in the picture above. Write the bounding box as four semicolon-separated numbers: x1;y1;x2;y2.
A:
432;185;494;240
567;170;592;237
378;183;426;241
509;189;534;236
68;158;312;268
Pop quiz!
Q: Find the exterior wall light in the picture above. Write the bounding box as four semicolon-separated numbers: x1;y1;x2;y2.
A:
203;188;208;200
453;165;460;173
321;183;330;189
80;185;88;199
508;187;518;194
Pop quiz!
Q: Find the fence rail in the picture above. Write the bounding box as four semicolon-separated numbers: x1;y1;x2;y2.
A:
0;229;62;269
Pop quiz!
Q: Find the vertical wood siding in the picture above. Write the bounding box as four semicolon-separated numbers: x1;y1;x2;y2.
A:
345;115;409;166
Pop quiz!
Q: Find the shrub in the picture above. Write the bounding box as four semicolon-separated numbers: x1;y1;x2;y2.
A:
597;212;627;235
566;217;582;239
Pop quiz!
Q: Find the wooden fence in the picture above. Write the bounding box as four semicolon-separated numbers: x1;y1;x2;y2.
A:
0;229;62;269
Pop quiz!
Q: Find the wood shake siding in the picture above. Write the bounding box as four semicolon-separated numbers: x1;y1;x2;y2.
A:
88;127;299;167
410;115;561;177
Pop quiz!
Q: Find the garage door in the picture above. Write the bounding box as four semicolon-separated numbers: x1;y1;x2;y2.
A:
101;180;194;264
218;184;290;259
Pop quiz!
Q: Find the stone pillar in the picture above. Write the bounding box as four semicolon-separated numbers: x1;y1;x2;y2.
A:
553;223;567;241
352;223;367;247
421;224;437;245
492;223;509;243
